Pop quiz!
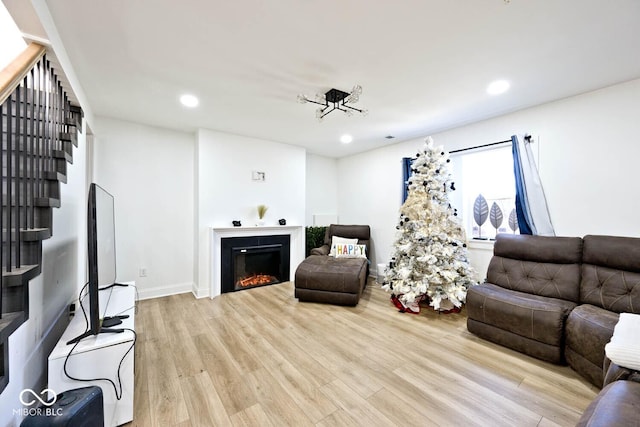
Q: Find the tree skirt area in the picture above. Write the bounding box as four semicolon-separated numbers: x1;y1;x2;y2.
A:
390;293;461;315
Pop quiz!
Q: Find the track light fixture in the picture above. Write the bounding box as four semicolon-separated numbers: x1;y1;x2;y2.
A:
297;85;368;121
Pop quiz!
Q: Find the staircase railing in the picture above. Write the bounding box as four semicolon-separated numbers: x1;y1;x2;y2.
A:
0;42;81;393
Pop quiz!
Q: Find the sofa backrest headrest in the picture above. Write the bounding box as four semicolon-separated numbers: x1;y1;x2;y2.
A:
580;235;640;313
583;235;640;273
493;234;583;264
324;224;371;245
487;234;583;302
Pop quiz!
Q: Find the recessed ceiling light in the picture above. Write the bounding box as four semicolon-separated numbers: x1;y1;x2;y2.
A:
340;134;353;144
487;80;510;96
180;94;199;108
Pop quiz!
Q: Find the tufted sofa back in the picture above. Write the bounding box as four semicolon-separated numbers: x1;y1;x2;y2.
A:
487;234;583;302
580;235;640;313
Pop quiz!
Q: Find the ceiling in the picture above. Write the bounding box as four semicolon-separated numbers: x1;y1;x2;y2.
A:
12;0;640;157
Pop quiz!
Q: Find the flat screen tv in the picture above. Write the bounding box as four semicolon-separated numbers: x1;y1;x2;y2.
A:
67;183;124;344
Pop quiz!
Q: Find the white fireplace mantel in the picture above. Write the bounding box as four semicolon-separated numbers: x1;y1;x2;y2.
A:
210;225;304;298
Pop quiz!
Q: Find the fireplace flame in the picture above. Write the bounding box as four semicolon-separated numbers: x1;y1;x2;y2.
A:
237;274;279;288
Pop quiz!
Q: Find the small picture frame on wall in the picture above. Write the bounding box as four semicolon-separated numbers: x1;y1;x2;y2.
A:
252;171;265;182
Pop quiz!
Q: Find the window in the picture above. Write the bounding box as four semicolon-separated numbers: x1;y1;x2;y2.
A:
450;146;518;240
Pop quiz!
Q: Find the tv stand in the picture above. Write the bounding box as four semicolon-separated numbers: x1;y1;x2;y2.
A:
49;284;136;427
66;326;125;345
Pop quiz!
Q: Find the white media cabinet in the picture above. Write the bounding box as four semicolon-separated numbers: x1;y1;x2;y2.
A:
48;284;136;426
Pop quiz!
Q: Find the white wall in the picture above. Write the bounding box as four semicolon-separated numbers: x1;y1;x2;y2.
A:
338;143;421;277
0;2;26;70
195;129;306;297
92;118;195;300
338;78;640;278
305;153;338;226
1;123;87;426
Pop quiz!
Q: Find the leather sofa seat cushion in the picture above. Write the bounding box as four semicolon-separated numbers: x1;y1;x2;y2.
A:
565;304;620;387
294;255;367;306
467;283;576;347
576;380;640;427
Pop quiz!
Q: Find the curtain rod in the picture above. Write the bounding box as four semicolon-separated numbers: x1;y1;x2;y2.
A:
449;135;531;154
449;139;511;154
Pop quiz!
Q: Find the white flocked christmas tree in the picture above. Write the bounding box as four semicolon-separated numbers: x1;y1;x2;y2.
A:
382;137;477;313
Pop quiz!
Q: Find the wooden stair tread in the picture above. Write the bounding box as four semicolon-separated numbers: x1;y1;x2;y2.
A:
20;227;51;241
2;264;40;287
1;197;60;207
65;117;78;127
3;171;67;182
2;227;51;241
35;197;61;208
59;132;78;147
52;149;73;164
2;170;67;183
44;170;67;183
0;312;25;341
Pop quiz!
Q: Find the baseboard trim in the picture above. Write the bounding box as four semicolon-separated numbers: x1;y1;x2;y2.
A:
191;283;210;299
137;282;194;300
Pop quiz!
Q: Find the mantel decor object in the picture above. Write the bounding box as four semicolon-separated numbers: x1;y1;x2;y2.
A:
256;204;268;226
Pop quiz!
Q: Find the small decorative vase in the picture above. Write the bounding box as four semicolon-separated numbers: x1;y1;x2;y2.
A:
256;219;265;226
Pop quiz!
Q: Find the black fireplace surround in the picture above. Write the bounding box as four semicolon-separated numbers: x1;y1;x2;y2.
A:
221;235;290;293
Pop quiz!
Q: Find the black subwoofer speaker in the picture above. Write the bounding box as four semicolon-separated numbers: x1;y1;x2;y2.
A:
20;386;104;427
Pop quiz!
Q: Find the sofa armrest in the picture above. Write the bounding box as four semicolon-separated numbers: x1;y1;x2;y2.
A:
604;357;640;386
310;245;330;256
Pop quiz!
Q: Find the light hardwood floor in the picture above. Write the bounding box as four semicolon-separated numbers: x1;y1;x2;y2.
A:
129;281;598;426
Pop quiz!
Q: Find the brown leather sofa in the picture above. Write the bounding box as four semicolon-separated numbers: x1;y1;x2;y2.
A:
467;233;640;425
294;224;370;306
576;359;640;426
576;380;640;426
466;234;583;364
565;235;640;386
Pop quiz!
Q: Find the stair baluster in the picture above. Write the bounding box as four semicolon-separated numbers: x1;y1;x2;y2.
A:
0;101;3;320
29;68;35;229
0;44;81;393
22;74;29;238
6;90;13;273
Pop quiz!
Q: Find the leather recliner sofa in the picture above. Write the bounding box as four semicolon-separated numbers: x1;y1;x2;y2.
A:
466;233;640;425
294;224;371;306
467;234;583;364
565;235;640;386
